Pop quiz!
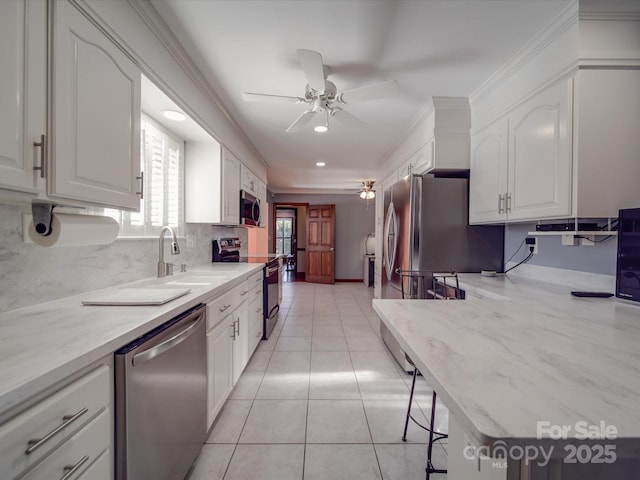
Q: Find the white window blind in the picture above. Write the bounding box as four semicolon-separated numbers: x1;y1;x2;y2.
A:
104;114;184;237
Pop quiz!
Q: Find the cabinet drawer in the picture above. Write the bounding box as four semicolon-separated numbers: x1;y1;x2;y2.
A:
247;271;263;289
206;288;240;331
0;365;110;480
22;409;111;480
74;448;111;480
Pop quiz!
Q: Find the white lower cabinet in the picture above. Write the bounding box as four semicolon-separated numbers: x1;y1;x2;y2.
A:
0;360;113;480
22;409;111;480
447;414;506;480
206;273;263;429
206;312;233;429
231;298;249;385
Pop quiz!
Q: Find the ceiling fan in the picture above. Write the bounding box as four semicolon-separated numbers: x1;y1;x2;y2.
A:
242;49;399;133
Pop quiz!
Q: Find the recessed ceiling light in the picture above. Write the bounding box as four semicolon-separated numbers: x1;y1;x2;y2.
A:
315;162;326;167
161;109;186;121
314;125;328;133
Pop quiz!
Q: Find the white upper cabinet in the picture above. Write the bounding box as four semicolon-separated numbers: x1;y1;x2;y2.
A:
240;163;258;196
469;117;509;223
0;0;142;210
185;142;240;225
507;79;572;221
49;0;142;210
0;0;46;194
222;148;241;225
470;79;572;224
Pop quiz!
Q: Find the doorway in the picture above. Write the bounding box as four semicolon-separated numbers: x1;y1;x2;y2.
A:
274;203;307;282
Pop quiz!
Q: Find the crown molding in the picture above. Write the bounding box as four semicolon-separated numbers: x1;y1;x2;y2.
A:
126;0;269;170
469;1;579;108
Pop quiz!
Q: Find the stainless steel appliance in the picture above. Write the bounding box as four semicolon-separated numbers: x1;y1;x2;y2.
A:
380;174;504;369
263;257;281;339
240;190;261;227
115;304;207;480
616;208;640;302
211;237;280;339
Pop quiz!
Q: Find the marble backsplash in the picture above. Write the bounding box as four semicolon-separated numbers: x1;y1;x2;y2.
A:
0;204;247;313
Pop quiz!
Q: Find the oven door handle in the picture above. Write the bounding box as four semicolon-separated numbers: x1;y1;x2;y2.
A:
132;316;203;366
267;304;279;320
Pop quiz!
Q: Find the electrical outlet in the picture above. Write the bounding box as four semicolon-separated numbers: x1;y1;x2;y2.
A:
525;236;538;254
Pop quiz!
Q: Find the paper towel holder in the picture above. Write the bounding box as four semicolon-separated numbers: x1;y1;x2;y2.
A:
32;201;55;236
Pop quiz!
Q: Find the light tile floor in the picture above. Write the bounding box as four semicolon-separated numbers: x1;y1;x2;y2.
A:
190;281;448;480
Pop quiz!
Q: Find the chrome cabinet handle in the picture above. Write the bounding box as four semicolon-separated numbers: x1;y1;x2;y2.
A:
60;455;89;480
136;172;144;199
506;193;512;213
255;289;262;295
33;134;47;179
240;290;249;296
255;308;261;313
133;317;202;366
219;304;231;313
26;407;89;455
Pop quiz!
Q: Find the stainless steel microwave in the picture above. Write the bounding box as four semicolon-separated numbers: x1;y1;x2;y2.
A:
240;190;261;227
616;207;640;302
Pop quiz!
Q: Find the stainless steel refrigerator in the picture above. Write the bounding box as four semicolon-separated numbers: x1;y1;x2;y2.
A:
380;174;504;370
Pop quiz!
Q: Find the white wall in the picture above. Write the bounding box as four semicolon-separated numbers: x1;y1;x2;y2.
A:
272;194;375;281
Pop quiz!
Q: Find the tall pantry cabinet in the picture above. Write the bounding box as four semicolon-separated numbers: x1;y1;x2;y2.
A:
0;0;142;211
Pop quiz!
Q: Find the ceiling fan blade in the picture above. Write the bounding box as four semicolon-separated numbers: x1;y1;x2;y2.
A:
286;110;316;132
330;108;366;128
339;80;399;104
297;49;326;94
243;92;304;104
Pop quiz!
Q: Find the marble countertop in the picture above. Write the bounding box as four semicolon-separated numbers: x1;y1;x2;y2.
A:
373;274;640;455
0;263;263;418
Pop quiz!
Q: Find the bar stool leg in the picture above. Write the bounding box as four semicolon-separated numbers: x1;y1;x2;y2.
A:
402;366;418;442
425;391;448;479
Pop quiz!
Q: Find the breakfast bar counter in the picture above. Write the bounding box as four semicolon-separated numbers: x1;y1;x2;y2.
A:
373;274;640;478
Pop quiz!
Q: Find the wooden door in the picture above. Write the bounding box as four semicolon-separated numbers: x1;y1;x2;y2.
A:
306;204;335;284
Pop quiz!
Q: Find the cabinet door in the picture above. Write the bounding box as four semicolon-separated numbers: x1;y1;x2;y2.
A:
507;78;572;221
469;117;508;224
0;0;46;194
232;300;249;384
412;139;434;175
50;1;141;210
240;164;257;195
207;315;233;429
222;149;240;224
248;296;262;354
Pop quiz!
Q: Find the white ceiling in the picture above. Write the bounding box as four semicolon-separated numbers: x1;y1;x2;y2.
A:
150;0;572;193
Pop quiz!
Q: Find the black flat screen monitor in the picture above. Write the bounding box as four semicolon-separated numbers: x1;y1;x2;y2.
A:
616;208;640;302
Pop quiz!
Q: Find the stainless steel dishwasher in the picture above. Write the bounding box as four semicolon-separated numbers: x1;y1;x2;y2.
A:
115;304;207;480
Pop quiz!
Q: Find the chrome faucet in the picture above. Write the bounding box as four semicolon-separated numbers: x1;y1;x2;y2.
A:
158;226;181;278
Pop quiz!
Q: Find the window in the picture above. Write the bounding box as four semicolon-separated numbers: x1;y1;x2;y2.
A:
104;114;184;236
275;215;294;255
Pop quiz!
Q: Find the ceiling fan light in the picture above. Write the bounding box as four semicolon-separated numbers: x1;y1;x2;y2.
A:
359;191;367;199
314;125;328;133
366;190;375;199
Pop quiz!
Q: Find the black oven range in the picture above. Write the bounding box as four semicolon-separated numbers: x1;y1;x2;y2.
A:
212;237;280;339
